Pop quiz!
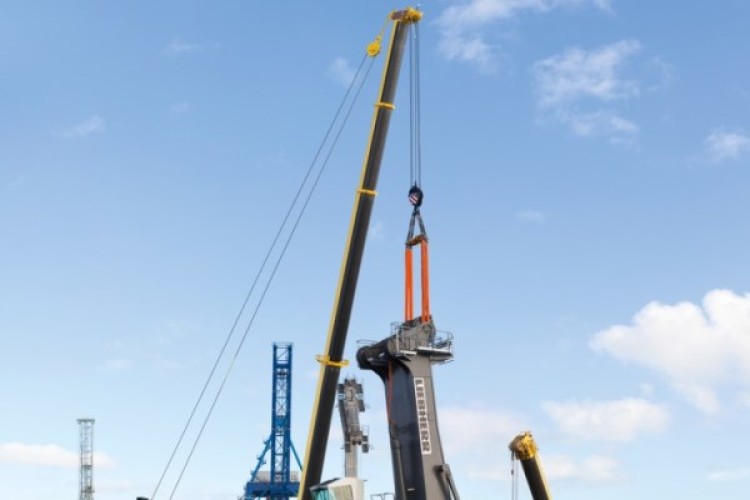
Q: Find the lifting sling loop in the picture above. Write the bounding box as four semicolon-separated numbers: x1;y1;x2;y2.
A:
404;185;430;323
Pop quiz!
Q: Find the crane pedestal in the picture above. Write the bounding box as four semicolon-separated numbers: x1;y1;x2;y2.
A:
357;319;459;500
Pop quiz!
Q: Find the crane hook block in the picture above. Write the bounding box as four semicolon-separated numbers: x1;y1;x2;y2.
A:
408;185;423;208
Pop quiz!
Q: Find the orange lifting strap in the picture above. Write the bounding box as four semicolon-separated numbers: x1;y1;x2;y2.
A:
404;186;430;323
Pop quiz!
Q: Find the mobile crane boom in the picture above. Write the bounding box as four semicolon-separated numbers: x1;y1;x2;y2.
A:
338;377;369;478
509;432;552;500
298;9;423;500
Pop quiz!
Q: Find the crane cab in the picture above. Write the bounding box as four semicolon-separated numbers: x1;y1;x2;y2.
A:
310;477;365;500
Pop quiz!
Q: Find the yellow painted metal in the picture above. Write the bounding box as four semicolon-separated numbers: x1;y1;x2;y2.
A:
357;188;378;197
315;355;350;369
367;35;383;57
509;431;538;460
390;6;423;23
509;431;553;500
375;101;396;110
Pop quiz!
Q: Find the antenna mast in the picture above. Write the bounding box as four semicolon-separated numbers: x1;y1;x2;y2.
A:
78;418;95;500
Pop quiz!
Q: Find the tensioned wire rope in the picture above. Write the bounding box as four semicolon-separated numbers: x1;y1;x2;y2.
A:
511;450;519;500
409;20;422;190
149;46;380;500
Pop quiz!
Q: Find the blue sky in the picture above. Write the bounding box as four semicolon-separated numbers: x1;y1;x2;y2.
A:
2;1;750;499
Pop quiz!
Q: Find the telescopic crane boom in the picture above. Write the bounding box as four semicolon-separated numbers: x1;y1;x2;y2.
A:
298;8;422;500
509;432;552;500
338;377;369;478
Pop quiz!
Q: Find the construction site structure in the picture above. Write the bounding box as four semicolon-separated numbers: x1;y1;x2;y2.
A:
357;319;458;500
308;378;372;500
78;418;95;500
298;8;426;500
508;431;552;500
243;342;302;500
298;7;462;500
338;377;369;478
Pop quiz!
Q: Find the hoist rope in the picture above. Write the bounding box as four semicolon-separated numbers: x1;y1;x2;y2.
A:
409;21;422;190
151;51;378;500
511;450;519;500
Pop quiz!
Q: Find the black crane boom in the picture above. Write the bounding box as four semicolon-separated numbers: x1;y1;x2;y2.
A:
297;9;422;500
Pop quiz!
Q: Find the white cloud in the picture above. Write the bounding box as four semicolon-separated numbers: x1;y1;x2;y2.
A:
62;115;106;138
556;109;639;139
532;40;643;140
0;443;116;468
327;57;356;87
97;479;140;492
465;447;622;483
164;38;204;55
646;56;676;92
704;130;750;163
591;289;750;414
534;40;641;107
435;0;610;70
542;398;670;441
439;406;522;454
437;0;610;30
516;209;545;223
464;461;508;481
436;405;524;482
438;34;495;73
369;220;385;241
545;454;621;482
437;0;546;30
707;467;750;481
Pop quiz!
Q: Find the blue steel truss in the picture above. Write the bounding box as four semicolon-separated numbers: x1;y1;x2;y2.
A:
244;343;302;500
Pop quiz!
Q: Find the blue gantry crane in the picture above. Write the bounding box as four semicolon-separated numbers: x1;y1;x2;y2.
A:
243;343;303;499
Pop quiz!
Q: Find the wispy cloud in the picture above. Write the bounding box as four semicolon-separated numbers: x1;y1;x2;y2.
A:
707;467;750;481
435;0;611;71
163;38;204;56
439;406;522;454
542;398;670;441
438;404;524;481
369;220;386;241
557;109;639;139
463;455;619;483
62;114;106;138
646;56;676;92
327;57;356;87
704;130;750;163
534;40;641;106
591;289;750;415
99;358;133;372
533;40;641;140
97;479;139;492
544;454;622;482
516;209;546;223
0;443;116;468
170;101;192;114
437;32;496;73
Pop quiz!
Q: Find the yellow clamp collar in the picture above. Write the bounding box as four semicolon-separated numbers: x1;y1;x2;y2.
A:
316;355;349;368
